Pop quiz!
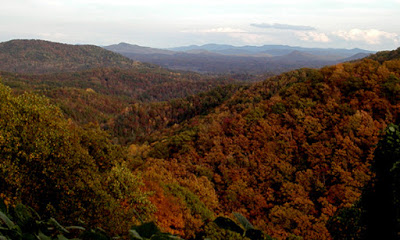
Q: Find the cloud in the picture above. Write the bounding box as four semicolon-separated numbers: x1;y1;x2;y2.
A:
251;23;316;31
333;29;399;44
295;31;330;42
182;28;247;33
227;32;275;45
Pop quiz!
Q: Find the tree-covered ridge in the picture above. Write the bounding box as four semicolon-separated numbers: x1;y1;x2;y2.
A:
0;66;242;126
110;84;245;144
1;67;240;101
0;82;154;236
367;47;400;63
137;56;400;238
0;39;140;74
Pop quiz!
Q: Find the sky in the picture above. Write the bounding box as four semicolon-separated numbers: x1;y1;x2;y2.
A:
1;0;400;51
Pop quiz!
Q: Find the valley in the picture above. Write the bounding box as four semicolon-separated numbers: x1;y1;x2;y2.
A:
0;39;400;239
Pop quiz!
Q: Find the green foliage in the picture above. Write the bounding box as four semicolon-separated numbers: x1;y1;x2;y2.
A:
165;184;213;222
244;107;265;123
271;102;286;114
131;222;160;239
383;74;400;103
329;123;400;239
129;222;182;240
343;76;365;95
365;123;400;238
327;204;363;240
203;216;273;240
149;129;198;158
368;47;400;63
149;142;170;159
168;129;197;154
233;212;254;231
111;84;242;145
213;216;244;235
203;222;250;240
0;199;77;240
0;200;171;240
0;82;153;235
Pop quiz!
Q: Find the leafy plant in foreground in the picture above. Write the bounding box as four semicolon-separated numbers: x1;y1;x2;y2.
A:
0;198;83;240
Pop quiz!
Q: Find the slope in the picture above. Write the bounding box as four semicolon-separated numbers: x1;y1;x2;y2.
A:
0;66;242;127
134;48;400;238
0;82;154;236
0;39;139;74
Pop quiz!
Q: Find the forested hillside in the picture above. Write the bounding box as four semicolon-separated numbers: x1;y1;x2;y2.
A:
0;40;138;73
0;84;154;236
126;48;400;239
1;44;400;239
0;66;241;126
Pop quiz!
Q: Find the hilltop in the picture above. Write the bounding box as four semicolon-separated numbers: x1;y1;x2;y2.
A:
0;39;140;74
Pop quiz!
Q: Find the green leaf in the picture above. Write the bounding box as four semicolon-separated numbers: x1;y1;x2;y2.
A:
80;229;110;240
38;231;52;240
0;199;6;214
57;234;70;240
129;230;143;240
233;212;254;231
48;218;69;234
65;226;86;231
150;233;181;240
131;222;160;239
213;216;244;234
389;126;396;132
21;233;38;240
245;229;264;240
0;211;15;229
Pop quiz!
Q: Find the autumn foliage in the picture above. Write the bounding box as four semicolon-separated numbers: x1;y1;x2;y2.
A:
1;46;400;239
137;56;400;238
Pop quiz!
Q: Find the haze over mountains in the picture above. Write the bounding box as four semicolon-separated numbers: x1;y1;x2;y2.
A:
104;42;373;74
0;39;373;76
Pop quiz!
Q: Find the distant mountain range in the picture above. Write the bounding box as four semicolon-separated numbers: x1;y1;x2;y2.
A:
104;43;374;74
168;44;372;58
0;39;374;76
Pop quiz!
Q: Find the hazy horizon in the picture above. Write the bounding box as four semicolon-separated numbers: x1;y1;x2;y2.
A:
2;0;400;51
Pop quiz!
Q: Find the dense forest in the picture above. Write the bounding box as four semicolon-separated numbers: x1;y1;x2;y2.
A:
0;40;138;74
0;64;243;127
1;41;400;239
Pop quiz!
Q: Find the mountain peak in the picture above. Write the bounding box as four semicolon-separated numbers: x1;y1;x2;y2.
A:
0;39;135;74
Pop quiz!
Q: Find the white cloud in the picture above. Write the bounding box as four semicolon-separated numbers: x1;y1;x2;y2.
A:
66;0;271;7
251;23;316;31
182;28;247;33
227;33;272;45
295;31;330;42
333;28;398;44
